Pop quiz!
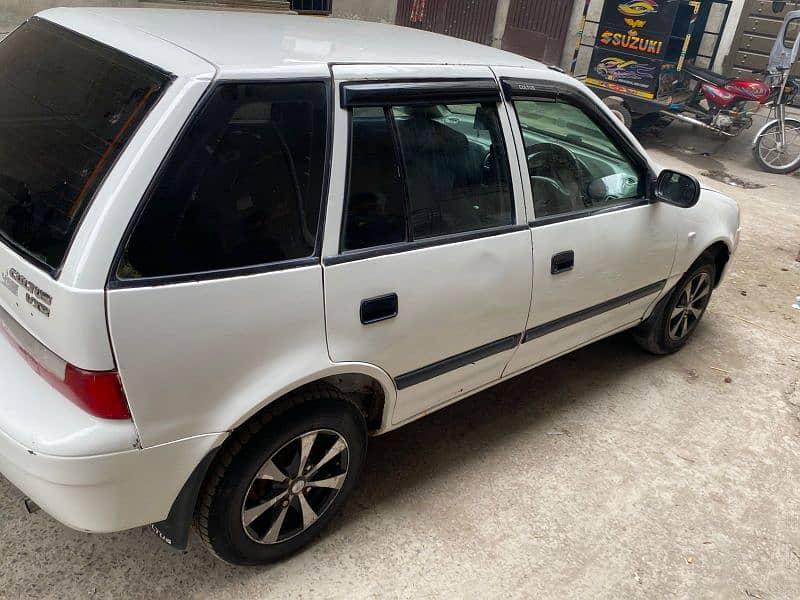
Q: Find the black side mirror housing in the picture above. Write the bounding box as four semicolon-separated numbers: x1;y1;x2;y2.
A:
654;169;700;208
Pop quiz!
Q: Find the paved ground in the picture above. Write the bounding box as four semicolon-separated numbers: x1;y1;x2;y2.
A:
1;120;799;599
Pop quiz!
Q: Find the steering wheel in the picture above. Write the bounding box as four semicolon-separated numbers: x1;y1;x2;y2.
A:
525;143;586;214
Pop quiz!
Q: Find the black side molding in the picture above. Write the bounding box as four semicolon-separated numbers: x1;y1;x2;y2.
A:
523;280;666;343
150;446;220;550
395;334;521;390
341;79;501;108
392;280;668;390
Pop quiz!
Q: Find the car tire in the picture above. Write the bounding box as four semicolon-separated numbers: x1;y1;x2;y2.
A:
195;384;367;566
632;254;716;355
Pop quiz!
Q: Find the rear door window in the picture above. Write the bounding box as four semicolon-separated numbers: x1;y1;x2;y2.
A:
116;82;329;280
0;19;170;274
342;102;514;252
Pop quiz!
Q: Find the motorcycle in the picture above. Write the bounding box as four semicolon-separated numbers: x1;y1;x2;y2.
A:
752;10;800;174
660;62;774;138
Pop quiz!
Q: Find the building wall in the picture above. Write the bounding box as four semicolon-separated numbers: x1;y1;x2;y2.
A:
332;0;396;22
714;0;746;71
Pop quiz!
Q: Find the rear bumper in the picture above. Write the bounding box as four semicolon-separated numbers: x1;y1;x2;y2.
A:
0;317;226;532
0;426;224;532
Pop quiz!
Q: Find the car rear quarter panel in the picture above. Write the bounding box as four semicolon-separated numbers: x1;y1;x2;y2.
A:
106;266;398;447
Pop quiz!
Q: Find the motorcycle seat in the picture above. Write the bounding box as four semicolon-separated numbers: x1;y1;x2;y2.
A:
683;63;730;87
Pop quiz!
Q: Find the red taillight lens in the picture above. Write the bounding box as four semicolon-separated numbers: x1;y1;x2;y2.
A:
1;308;131;420
61;366;130;420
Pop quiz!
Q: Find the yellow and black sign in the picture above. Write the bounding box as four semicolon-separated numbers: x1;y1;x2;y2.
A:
600;0;679;36
589;0;680;96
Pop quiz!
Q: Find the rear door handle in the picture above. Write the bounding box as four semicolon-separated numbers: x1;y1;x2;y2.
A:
360;293;398;325
551;250;575;274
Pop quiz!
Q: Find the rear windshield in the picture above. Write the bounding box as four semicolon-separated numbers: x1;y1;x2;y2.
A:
0;18;170;274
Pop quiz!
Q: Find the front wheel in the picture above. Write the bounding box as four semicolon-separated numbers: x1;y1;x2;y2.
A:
632;255;716;355
753;117;800;174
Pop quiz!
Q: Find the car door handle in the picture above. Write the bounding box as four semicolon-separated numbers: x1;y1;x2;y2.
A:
551;250;575;274
360;293;399;325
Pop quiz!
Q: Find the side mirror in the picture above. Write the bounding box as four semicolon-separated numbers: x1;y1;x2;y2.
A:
654;169;700;207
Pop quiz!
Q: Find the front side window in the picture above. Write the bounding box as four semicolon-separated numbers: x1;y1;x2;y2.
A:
342;102;514;252
0;19;169;274
513;99;643;219
118;82;328;280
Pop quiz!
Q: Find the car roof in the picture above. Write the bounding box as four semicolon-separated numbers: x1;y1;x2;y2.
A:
38;8;545;75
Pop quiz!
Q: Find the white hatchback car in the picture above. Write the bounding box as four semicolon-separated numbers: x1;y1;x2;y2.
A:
0;8;739;565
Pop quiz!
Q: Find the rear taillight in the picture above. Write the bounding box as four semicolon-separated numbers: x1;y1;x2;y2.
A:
43;362;130;420
0;306;130;420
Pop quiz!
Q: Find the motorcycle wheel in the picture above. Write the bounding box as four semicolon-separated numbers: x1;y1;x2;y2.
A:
753;117;800;174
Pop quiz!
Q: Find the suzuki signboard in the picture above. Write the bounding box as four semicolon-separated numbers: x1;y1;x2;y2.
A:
586;0;681;98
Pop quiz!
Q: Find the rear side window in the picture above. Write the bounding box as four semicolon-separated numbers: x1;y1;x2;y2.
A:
117;82;329;280
342;102;514;252
0;19;170;274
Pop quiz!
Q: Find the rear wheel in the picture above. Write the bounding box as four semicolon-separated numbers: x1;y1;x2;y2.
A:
195;386;367;565
753;118;800;174
633;255;716;355
602;97;632;129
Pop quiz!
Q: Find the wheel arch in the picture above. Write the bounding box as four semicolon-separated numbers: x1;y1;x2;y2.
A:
227;362;397;437
701;240;732;287
151;362;397;551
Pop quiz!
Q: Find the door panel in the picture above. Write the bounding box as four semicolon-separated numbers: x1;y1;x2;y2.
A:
323;68;532;425
324;231;532;423
505;204;675;375
497;72;679;375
